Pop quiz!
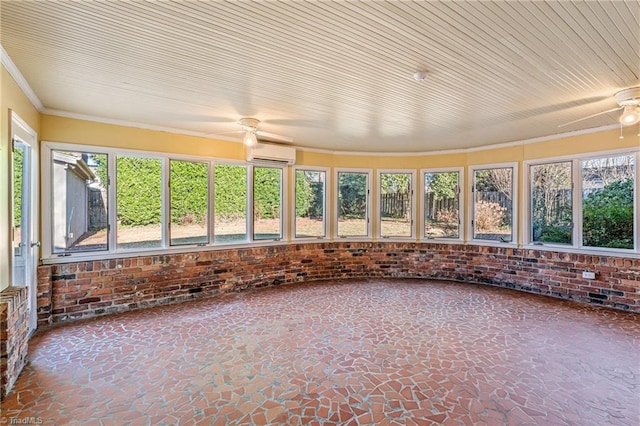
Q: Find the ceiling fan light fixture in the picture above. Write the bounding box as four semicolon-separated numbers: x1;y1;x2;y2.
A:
619;105;640;126
243;130;258;147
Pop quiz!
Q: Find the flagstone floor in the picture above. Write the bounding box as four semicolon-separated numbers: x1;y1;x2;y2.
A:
1;278;638;425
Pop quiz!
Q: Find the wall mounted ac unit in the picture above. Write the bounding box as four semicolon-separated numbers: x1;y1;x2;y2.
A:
247;142;296;165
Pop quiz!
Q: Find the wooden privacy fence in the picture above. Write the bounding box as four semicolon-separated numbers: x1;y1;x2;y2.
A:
381;192;410;218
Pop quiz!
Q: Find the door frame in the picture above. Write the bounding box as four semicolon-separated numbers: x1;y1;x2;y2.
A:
10;110;39;333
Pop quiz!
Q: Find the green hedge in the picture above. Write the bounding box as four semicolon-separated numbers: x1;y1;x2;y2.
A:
583;179;634;249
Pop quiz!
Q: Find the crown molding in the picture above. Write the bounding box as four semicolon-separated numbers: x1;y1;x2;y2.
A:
295;124;621;157
1;44;44;112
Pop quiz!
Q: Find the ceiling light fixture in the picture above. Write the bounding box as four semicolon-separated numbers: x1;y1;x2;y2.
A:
413;71;427;81
619;104;640;126
243;130;257;147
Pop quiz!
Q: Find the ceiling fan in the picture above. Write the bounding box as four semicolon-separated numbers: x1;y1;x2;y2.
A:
213;117;294;146
558;87;640;128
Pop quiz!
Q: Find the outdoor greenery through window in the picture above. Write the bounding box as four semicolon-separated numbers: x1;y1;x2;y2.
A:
379;172;412;237
214;164;248;243
581;154;635;249
473;166;513;242
170;160;209;246
337;171;369;237
253;166;282;240
424;171;460;239
295;169;326;238
51;150;108;253
531;162;573;244
116;156;163;249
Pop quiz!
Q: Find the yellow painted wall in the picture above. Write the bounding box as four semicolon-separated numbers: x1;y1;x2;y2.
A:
1;65;41;291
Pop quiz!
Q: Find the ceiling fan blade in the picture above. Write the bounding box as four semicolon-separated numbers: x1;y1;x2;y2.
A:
558;106;622;128
256;130;294;143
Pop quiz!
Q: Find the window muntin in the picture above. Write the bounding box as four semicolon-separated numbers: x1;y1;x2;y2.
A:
337;170;370;237
253;166;283;240
581;154;635;250
379;171;413;238
424;171;460;239
214;164;248;244
170;160;209;246
116;156;163;249
530;162;573;245
295;169;326;239
51;150;109;253
473;166;514;242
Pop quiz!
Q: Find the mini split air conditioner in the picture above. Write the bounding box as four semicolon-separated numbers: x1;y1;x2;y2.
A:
247;142;296;165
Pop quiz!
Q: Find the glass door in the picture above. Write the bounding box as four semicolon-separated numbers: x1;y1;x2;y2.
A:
11;112;38;333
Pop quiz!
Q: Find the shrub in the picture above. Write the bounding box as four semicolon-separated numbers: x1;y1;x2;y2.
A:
475;201;505;232
583;179;633;249
435;208;458;232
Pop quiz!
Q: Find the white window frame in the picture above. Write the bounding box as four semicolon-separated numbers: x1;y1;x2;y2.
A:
523;148;638;256
468;162;518;246
212;161;251;246
376;169;416;240
168;158;211;247
334;168;372;240
114;152;167;253
420;167;464;242
523;159;574;248
292;166;330;241
577;150;638;254
252;164;288;242
41;142;290;263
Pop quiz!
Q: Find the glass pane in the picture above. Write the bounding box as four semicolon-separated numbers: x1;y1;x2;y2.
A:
214;164;248;244
12;143;26;285
116;156;162;249
473;167;513;241
424;171;459;239
170;160;209;246
582;155;635;249
295;170;325;238
531;162;572;244
338;172;368;237
52;151;108;253
380;173;412;237
254;167;282;240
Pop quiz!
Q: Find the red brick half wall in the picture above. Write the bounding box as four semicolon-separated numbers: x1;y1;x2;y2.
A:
36;243;640;326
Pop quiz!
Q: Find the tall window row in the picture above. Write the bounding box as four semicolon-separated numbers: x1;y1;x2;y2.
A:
42;143;639;260
528;153;636;251
45;147;288;257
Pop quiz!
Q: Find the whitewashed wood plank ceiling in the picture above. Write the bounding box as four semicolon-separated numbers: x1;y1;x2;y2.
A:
1;0;639;152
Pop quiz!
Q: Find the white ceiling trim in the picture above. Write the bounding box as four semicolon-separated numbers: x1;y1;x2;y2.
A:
0;44;44;112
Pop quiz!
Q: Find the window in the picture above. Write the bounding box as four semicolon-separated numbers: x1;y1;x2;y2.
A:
581;154;635;250
530;162;572;244
214;164;248;244
295;168;327;239
378;171;414;238
336;170;370;238
116;156;163;249
170;160;209;246
51;150;108;253
253;166;283;240
472;165;515;242
423;170;461;239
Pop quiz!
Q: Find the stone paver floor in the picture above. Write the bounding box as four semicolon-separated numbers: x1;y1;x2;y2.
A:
1;278;639;425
